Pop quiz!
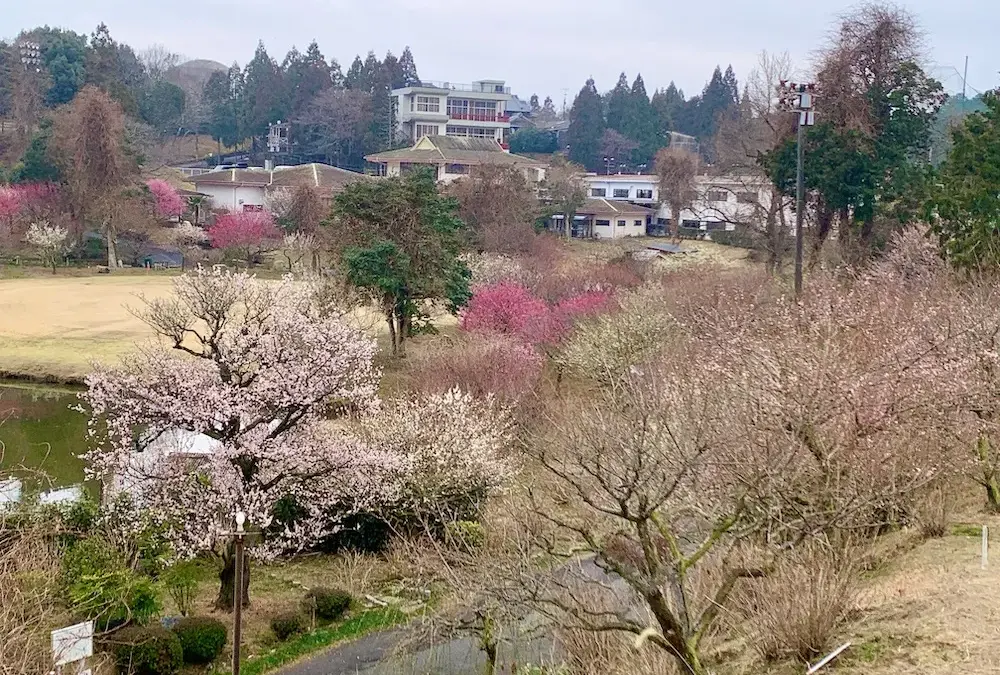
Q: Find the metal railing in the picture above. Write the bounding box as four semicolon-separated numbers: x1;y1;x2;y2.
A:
415;80;511;94
447;111;511;123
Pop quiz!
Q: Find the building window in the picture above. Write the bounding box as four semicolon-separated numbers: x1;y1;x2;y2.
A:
414;124;438;138
636;189;653;199
634;220;643;228
613;188;630;198
445;126;496;139
591;188;606;197
448;98;497;121
737;192;757;204
445;164;469;175
595;219;611;227
617;220;626;227
416;96;440;113
706;190;728;202
400;162;424;175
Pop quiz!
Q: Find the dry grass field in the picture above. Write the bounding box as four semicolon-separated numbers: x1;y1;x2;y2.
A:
0;275;178;381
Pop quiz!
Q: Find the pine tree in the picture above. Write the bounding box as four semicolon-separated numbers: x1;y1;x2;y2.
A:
242;42;285;134
652;82;685;132
625;74;660;167
283;42;332;120
360;51;381;93
605;72;631;134
344;55;364;90
383;51;402;89
567;78;605;171
693;65;738;142
398;46;420;86
329;58;344;88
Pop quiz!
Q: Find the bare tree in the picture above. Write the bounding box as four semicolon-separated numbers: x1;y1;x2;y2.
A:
598;129;638;171
654;147;700;242
517;269;966;675
544;158;587;239
138;44;180;81
50;85;139;269
298;89;373;165
448;164;539;254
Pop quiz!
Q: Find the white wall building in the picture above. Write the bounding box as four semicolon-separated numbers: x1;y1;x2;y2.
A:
581;172;793;234
394;80;513;145
367;135;545;185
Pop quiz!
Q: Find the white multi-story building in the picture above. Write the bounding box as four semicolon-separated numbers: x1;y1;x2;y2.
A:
393;80;513;146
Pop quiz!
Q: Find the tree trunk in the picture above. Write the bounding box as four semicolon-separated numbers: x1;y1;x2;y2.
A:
564;210;574;238
396;313;408;357
216;547;250;612
808;203;834;271
670;203;681;243
106;224;118;270
976;435;1000;511
387;314;397;355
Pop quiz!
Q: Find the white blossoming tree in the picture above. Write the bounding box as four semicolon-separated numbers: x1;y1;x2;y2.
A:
25;221;68;274
83;269;384;610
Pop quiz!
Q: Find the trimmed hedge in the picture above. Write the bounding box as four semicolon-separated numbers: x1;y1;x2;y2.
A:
270;611;305;641
304;588;352;622
112;625;183;675
171;616;227;664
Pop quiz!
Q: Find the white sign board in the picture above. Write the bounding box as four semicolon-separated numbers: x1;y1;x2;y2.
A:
51;620;93;666
0;478;22;511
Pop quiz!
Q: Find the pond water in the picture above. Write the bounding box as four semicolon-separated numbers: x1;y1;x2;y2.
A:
0;383;90;489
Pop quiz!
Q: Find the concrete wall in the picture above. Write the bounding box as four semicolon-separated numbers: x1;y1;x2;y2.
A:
197;184;267;211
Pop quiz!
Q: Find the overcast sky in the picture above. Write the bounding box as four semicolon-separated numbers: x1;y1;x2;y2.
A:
3;0;995;104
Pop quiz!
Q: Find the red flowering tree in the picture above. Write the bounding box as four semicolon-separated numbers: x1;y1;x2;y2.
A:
461;281;615;347
207;210;281;266
0;187;20;223
146;179;185;219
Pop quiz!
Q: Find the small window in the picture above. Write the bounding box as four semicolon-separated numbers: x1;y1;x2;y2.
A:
706;190;728;202
636;189;653;199
737;192;757;204
634;220;643;228
595;219;611;227
445;164;469;175
591;188;606;197
617;220;626;227
414;124;438;138
613;188;630;198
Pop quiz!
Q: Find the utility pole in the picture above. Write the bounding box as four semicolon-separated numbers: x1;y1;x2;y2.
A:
777;81;817;297
231;511;247;675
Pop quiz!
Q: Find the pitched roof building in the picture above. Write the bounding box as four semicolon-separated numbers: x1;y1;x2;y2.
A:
366;136;546;184
189;162;369;211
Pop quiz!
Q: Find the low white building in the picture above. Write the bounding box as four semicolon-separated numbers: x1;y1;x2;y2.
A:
582;172;793;235
188;163;369;212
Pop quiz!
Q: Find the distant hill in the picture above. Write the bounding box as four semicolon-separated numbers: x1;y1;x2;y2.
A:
164;59;228;96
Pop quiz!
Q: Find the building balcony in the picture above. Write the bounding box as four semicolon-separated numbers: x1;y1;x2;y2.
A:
447;111;512;123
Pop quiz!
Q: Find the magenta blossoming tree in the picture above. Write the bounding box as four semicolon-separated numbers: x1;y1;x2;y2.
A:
146;179;186;219
83;269;383;610
0;186;21;227
207;210;281;266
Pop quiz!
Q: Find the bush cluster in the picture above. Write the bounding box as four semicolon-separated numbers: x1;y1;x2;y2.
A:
111;625;183;675
304;587;352;621
171;616;227;664
270;611;305;641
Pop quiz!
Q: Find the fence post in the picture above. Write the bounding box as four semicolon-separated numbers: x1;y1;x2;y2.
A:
982;525;989;569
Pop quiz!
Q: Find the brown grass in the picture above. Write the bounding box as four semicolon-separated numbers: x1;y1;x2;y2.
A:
0;274;455;381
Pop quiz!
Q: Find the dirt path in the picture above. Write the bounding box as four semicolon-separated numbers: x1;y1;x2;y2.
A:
835;526;1000;674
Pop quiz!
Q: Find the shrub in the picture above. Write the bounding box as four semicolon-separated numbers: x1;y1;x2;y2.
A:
460;281;560;345
742;544;859;662
304;588;352;622
161;560;202;617
62;537;162;630
445;520;485;551
111;625;183;675
270;611;305;641
409;333;543;404
171;616;227;664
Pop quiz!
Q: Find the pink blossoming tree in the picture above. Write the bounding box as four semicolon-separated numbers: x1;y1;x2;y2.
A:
146;179;186;219
0;186;20;225
207;210;281;267
83;269;383;610
460;281;614;347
